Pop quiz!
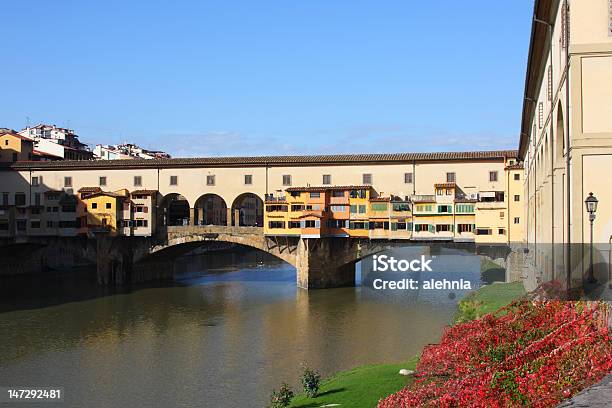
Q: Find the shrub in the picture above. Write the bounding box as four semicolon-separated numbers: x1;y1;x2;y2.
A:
300;366;322;398
454;297;484;323
269;383;294;408
379;300;612;407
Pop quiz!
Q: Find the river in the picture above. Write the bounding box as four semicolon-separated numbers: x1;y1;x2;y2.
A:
0;246;489;407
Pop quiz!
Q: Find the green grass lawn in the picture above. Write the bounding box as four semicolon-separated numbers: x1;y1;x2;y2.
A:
289;357;418;408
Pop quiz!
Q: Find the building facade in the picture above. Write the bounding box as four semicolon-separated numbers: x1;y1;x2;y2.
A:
519;0;612;289
0;150;524;244
0;130;34;162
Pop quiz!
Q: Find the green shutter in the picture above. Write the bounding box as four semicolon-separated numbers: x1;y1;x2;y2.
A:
391;223;397;231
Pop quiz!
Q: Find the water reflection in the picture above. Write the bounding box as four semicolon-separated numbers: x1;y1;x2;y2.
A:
0;247;471;407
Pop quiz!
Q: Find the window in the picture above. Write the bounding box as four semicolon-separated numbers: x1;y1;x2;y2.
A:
498;228;506;235
416;204;433;212
15;193;26;206
414;224;430;232
359;205;366;213
371;203;388;211
170;176;178;186
46;221;53;228
32;176;39;186
349;189;367;198
99;176;107;186
64;177;72;187
206;175;215;186
288;221;301;229
437;205;452;213
330;205;346;212
331;190;344;197
268;221;285;229
304;220;316;228
349;221;368;230
30;220;40;229
514;217;520;224
310;192;321;198
476;228;492;235
404;172;413;184
436;224;452;232
92;203;98;209
489;171;498;182
392;202;410;212
244;175;252;185
134;176;142;186
500;212;505;218
34;193;41;206
322;174;331;185
282;175;291;186
457;224;473;233
446;172;456;183
456;204;474;213
106;202;111;209
514;173;520;181
514;195;520;202
538;102;543;129
362;174;372;185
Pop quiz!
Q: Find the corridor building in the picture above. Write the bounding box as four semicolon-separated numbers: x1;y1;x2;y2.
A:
519;0;612;289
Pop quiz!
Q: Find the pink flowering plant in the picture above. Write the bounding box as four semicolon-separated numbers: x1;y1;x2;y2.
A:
378;300;612;407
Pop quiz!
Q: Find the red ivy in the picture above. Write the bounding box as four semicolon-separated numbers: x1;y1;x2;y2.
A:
378;301;612;407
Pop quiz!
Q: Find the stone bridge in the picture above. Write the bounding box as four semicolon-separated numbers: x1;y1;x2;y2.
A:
0;226;528;290
149;226;394;289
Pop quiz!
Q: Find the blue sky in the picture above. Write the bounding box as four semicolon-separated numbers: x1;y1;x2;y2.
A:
0;1;533;157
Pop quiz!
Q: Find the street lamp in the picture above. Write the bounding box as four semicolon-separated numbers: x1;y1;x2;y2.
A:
584;192;598;283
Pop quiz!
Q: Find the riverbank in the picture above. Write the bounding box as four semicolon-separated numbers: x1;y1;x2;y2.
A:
288;281;526;407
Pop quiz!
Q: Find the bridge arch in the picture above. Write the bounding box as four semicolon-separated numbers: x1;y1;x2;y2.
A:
150;226;297;266
194;193;228;226
231;193;264;227
160;193;191;226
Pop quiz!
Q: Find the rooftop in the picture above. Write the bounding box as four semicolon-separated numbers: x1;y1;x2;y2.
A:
1;149;519;170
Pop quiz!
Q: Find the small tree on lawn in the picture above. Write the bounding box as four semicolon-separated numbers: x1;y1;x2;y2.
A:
269;383;294;408
300;366;321;398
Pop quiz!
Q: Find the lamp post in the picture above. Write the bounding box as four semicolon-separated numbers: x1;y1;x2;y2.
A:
584;193;598;283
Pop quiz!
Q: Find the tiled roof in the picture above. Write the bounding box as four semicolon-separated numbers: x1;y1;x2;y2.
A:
434;182;457;188
3;150;519;170
77;186;102;193
505;164;524;170
286;185;373;192
370;197;391;202
131;189;158;196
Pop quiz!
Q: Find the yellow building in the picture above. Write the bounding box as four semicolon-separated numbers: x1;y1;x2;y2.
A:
82;190;129;235
0;130;34;162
